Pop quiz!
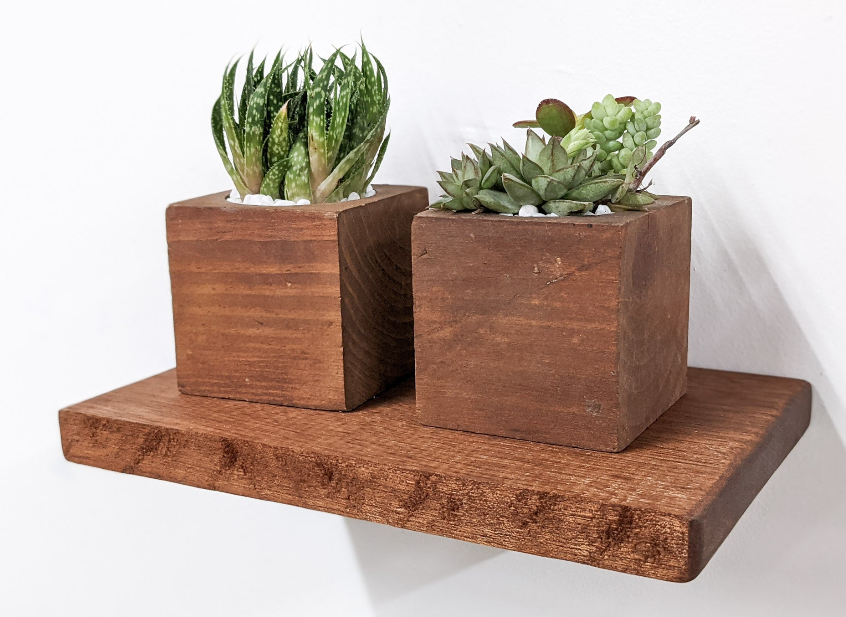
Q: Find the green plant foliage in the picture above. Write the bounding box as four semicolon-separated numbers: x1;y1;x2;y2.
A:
212;42;390;203
433;94;690;215
433;129;608;214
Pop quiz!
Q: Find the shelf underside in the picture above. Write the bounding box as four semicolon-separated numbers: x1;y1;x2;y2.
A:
59;367;810;582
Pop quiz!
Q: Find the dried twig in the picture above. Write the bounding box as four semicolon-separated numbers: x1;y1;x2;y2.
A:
631;116;700;191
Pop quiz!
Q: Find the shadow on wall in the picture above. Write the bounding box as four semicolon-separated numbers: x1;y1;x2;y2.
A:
345;177;846;615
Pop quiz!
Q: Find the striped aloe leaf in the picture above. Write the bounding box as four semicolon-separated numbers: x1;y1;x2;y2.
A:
211;96;248;196
285;134;312;202
243;74;271;193
266;101;290;167
307;48;341;187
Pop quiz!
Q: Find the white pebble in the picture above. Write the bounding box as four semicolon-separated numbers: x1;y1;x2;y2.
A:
595;205;612;215
258;195;274;206
229;188;241;202
296;199;311;205
518;205;539;217
547;213;559;217
364;186;376;198
530;213;547;217
347;191;360;201
498;213;514;216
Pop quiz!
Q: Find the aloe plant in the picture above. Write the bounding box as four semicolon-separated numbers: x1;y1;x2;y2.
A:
434;96;697;214
213;43;390;203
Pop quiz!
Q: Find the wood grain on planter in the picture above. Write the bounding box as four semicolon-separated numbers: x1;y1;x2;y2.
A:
412;196;691;451
59;367;810;582
166;184;427;411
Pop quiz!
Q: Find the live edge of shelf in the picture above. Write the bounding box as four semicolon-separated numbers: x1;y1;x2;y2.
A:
59;367;810;582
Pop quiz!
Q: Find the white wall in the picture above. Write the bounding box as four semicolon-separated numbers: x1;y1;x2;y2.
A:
2;1;845;614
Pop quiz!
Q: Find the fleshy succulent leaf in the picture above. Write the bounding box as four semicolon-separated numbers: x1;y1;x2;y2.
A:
564;177;623;202
502;173;543;206
535;99;577;137
524;129;545;163
211;96;249;196
221;61;247;184
267;101;290;167
476;189;520;213
259;157;289;199
480;164;500;190
531;175;569;201
284;134;312;202
543;200;592;215
520;156;544;182
513;119;541;129
363;132;390;189
243;73;271;193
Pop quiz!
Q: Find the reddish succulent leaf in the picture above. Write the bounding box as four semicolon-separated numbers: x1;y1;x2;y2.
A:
513;119;541;128
615;96;637;106
535;99;576;137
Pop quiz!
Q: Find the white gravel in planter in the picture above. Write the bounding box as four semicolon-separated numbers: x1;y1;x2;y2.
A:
584;204;613;216
227;185;376;206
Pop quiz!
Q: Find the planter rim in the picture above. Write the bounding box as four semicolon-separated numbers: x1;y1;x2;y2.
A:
419;194;689;226
170;184;418;214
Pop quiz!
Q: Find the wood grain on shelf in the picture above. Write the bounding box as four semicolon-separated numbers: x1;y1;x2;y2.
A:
59;367;810;582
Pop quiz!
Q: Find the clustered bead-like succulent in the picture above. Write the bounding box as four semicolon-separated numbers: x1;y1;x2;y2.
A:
434;95;693;215
213;42;390;204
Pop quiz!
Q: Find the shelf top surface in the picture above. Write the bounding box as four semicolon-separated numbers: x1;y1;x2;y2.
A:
62;367;808;519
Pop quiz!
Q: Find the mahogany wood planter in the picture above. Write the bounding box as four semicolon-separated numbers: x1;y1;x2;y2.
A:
412;196;692;452
167;184;428;411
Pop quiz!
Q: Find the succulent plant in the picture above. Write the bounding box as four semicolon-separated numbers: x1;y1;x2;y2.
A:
435;95;697;215
583;95;662;173
433;129;629;215
213;42;390;204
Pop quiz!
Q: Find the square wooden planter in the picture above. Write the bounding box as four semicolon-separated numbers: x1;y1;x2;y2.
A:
412;196;692;452
167;184;428;411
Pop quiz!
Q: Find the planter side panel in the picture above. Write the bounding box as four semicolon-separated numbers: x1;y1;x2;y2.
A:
618;197;692;448
338;187;429;409
413;212;624;450
167;197;347;409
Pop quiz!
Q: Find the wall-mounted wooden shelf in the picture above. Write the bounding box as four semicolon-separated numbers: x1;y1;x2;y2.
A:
59;368;810;582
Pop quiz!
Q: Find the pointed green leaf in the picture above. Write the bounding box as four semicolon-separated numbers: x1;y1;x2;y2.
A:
520;156;544;182
284;134;312;202
490;145;519;177
327;56;357;167
313;106;388;203
513;119;541;129
531;175;569;201
616;190;656;208
239;50;255;128
259;157;289;199
476;189;520;213
564;177;623;202
525;129;545;163
551;165;577;188
211;96;249;196
243;73;271;193
307;48;342;186
267;101;290;168
502;173;542;206
480;164;500;190
221;61;247;184
363;132;390;188
543;200;592;216
501;140;522;172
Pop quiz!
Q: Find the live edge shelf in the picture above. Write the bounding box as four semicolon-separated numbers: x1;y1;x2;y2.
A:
59;367;810;582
